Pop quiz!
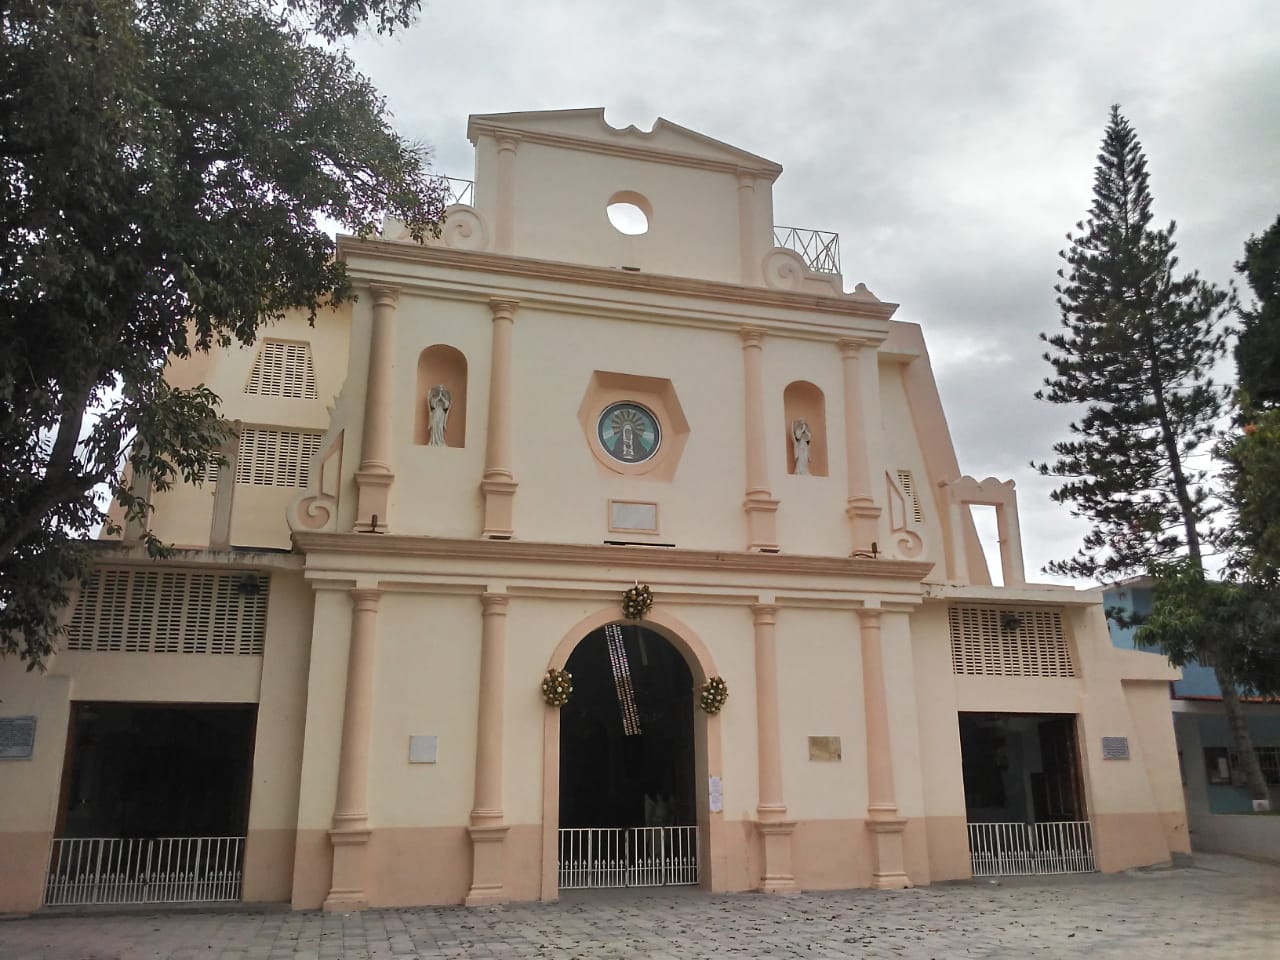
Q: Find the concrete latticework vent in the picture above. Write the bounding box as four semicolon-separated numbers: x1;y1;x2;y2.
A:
66;568;269;655
948;606;1075;678
245;340;317;399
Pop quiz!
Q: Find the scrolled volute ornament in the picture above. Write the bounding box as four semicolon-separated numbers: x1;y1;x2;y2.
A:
699;676;729;714
541;667;573;707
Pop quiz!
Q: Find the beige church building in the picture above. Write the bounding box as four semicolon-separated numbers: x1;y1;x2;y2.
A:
0;109;1189;913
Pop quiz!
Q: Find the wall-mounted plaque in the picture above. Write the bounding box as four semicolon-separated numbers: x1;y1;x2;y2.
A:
0;716;36;760
408;735;438;764
1101;736;1130;761
808;736;842;761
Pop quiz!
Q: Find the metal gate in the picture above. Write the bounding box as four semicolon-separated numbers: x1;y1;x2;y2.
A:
44;836;244;906
967;821;1095;877
558;826;699;889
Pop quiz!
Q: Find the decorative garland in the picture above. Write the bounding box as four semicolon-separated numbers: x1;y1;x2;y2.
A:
541;668;573;707
699;676;729;714
622;583;654;620
604;623;643;735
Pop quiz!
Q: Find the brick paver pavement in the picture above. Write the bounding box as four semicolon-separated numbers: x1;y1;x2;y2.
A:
1;854;1277;960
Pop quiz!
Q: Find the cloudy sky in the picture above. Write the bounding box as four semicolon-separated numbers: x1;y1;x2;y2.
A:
348;0;1280;586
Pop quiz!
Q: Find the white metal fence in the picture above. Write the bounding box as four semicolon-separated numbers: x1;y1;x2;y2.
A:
558;826;699;889
44;837;245;906
967;821;1095;877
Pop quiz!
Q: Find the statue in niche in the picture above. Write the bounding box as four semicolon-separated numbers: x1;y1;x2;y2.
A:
427;384;452;446
791;418;812;475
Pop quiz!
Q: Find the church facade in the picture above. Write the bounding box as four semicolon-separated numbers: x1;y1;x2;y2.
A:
0;110;1189;912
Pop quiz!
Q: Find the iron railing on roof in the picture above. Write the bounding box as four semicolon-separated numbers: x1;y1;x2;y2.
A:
772;225;841;275
444;176;474;206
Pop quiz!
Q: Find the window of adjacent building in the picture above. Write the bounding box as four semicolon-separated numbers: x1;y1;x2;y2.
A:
244;340;318;399
235;427;322;487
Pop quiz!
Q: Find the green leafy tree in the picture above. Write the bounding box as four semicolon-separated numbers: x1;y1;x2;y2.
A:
0;0;448;666
1036;107;1274;807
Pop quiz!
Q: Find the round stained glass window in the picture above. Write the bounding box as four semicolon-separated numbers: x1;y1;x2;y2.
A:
597;402;661;464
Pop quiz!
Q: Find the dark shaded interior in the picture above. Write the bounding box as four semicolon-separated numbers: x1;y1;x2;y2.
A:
58;702;257;838
559;624;695;829
959;712;1086;823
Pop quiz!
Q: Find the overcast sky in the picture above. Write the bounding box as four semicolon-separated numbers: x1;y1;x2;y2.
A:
348;0;1280;587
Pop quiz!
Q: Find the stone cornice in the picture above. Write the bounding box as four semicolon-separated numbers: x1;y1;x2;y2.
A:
85;541;304;571
336;238;899;326
292;532;935;582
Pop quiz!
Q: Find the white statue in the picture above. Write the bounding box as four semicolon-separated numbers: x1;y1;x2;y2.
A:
427;384;452;446
791;418;811;475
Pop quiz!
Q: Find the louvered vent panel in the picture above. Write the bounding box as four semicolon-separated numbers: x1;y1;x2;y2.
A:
235;428;321;487
65;569;269;655
948;606;1075;678
245;341;317;399
897;469;924;522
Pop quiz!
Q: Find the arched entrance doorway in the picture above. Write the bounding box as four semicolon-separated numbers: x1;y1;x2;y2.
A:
557;621;699;888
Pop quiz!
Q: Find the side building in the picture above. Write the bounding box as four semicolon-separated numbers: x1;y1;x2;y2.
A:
0;109;1189;912
1105;577;1280;856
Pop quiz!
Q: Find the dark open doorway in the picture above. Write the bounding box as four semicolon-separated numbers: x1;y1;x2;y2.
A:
58;702;257;839
559;624;695;830
958;712;1087;823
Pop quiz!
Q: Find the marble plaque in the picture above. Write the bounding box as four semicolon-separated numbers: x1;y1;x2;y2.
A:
610;500;658;533
808;736;842;761
1101;736;1130;761
0;717;36;760
408;735;439;764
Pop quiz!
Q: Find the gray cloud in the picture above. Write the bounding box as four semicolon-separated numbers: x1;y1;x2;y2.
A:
350;0;1280;585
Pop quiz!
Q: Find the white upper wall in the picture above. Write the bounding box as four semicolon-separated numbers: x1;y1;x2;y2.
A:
467;108;780;284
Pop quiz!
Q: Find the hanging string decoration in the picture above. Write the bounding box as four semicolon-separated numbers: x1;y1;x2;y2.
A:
699;676;729;714
604;622;642;736
541;668;573;707
622;583;654;620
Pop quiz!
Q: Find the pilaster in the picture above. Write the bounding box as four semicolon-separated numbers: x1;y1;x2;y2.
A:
208;425;239;550
736;171;759;285
857;606;910;889
355;284;398;529
481;299;519;539
466;592;509;905
324;588;381;911
741;327;779;551
752;603;796;892
494;136;519;254
839;339;882;554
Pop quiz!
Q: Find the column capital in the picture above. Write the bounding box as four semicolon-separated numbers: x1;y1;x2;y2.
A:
838;337;876;358
740;326;766;348
481;592;509;616
496;134;521;155
368;283;400;308
856;605;882;628
350;588;382;612
751;603;778;626
736;169;757;190
489;297;520;323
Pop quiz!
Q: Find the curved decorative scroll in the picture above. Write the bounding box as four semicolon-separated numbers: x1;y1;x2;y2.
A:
288;428;344;532
886;470;925;559
762;247;844;295
441;204;490;251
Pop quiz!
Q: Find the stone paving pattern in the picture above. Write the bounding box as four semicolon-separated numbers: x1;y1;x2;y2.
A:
2;854;1277;960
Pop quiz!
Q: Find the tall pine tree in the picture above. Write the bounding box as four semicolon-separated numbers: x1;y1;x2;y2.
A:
1036;107;1272;808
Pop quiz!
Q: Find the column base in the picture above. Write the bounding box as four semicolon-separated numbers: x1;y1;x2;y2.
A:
481;477;518;539
355;468;394;531
744;496;780;552
324;824;372;911
465;823;510;906
756;817;798;894
846;498;881;555
866;806;911;890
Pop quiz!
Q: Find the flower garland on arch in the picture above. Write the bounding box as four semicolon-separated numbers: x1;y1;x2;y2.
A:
541;668;573;707
699;676;729;714
622;583;654;620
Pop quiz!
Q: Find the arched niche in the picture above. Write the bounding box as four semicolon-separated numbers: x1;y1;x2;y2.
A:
413;344;467;447
783;380;828;476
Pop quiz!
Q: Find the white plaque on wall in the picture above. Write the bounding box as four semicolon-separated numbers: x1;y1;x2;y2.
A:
610;500;658;533
0;717;36;760
708;775;723;813
408;735;438;764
